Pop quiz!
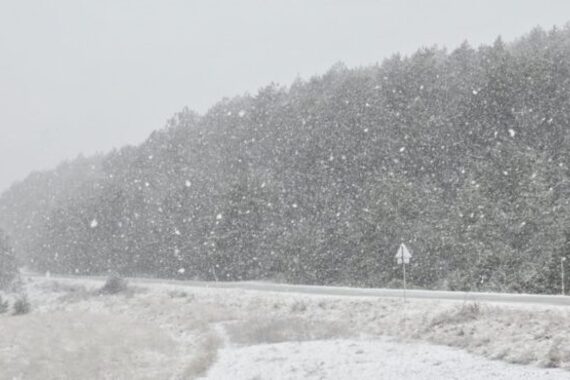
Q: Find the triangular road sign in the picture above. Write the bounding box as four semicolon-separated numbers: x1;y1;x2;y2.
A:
395;243;412;264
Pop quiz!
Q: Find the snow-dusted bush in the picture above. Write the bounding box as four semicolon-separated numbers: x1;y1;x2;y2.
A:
98;273;128;295
12;295;31;315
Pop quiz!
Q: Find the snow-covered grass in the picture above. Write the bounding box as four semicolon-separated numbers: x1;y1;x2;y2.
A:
1;275;569;379
0;311;177;379
225;316;351;345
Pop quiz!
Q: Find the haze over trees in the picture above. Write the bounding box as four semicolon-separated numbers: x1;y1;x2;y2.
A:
0;26;569;293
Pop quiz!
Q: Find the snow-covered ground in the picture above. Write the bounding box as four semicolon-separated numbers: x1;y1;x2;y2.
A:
205;338;564;380
1;276;569;379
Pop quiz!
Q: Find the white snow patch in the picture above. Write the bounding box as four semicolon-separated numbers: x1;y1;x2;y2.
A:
204;338;567;380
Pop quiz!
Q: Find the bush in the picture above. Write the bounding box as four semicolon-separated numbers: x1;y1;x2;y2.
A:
13;295;31;315
99;273;128;295
430;301;482;328
458;301;481;319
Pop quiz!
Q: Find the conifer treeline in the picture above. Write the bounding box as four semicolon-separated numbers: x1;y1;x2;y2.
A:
1;26;569;293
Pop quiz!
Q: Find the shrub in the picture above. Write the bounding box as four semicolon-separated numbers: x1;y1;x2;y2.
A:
430;301;482;328
13;295;31;315
99;273;128;295
458;301;481;319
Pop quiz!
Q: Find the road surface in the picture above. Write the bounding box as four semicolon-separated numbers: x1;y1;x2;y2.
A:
30;272;570;307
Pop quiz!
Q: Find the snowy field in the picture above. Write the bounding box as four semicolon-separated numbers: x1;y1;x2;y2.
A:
1;276;570;379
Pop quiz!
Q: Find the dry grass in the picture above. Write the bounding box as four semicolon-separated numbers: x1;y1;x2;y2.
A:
35;279;147;303
429;306;570;368
42;280;89;293
226;316;351;345
429;301;482;328
346;300;570;370
0;311;178;380
181;332;223;379
225;294;570;371
168;289;193;299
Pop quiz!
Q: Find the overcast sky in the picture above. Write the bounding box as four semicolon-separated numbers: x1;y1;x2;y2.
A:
1;0;570;192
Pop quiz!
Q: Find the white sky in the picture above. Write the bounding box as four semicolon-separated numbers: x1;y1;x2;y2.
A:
1;0;570;192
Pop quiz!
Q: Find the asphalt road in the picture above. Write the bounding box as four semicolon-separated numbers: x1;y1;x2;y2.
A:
157;279;570;306
38;272;569;307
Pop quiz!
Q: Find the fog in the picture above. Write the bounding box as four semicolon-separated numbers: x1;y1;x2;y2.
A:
1;0;569;192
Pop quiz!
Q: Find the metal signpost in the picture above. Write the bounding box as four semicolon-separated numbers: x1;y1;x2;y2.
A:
395;243;412;301
562;257;566;296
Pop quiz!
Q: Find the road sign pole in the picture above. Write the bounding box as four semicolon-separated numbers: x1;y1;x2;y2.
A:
394;243;412;302
562;258;566;296
403;261;407;302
